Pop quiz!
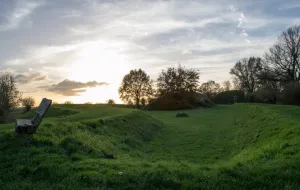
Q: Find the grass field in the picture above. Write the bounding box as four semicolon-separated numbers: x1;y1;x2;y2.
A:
1;103;300;189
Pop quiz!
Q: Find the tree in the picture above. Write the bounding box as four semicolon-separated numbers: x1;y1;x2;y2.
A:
22;97;35;112
119;69;153;108
0;75;22;112
263;25;300;83
84;102;92;104
107;99;116;105
223;80;232;91
157;65;200;96
141;97;146;106
64;101;73;104
230;57;262;93
199;80;221;99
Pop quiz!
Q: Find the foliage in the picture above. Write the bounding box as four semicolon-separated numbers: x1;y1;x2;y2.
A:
199;80;222;99
157;65;200;96
230;57;263;93
21;97;35;112
106;99;116;105
281;82;300;106
262;25;300;83
119;69;153;108
0;75;22;112
247;88;277;104
84;102;93;105
64;101;74;104
147;91;214;110
213;90;245;104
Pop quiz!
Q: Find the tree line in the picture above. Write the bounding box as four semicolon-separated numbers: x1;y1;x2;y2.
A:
119;25;300;107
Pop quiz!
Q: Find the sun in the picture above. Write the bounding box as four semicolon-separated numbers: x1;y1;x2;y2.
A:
67;40;132;103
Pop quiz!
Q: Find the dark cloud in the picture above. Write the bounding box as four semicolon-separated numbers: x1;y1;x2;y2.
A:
15;72;48;84
39;79;109;96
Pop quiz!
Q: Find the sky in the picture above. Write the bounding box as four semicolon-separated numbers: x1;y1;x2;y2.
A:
0;0;299;104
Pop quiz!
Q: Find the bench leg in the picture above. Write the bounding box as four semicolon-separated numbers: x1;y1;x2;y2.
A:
15;126;26;134
27;126;36;134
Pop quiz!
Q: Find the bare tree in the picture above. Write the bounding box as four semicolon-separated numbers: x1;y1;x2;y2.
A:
157;65;200;96
222;81;232;91
0;75;22;112
263;25;300;83
22;97;35;112
119;69;153;108
230;57;262;93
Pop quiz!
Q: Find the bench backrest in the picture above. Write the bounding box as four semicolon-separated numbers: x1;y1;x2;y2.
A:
32;98;52;127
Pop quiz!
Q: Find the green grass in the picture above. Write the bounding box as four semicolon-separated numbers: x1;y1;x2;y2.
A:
1;103;300;189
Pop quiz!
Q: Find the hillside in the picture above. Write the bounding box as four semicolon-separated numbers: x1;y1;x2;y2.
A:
1;104;300;189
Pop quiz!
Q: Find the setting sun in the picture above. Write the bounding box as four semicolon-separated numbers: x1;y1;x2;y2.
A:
67;40;132;103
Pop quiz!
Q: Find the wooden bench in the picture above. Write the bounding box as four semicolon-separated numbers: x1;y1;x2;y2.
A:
15;98;52;134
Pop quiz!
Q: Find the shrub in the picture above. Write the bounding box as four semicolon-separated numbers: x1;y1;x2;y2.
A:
22;97;35;112
176;113;189;117
107;99;116;105
213;90;245;104
247;88;277;104
281;82;300;106
147;91;214;110
64;101;74;104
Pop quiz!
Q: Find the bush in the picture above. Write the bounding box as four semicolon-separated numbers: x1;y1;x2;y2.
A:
213;90;245;104
147;91;214;110
247;88;277;104
176;113;189;117
64;101;74;104
107;99;116;105
84;102;93;104
281;82;300;106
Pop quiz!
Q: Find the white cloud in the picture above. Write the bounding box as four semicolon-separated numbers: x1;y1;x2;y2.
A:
238;13;247;28
182;49;192;55
0;0;44;31
229;5;237;12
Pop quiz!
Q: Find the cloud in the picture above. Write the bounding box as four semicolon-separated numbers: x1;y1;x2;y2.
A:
39;79;109;96
238;13;247;28
2;0;300;90
0;0;43;31
182;49;192;55
15;71;48;84
0;69;15;76
229;5;237;12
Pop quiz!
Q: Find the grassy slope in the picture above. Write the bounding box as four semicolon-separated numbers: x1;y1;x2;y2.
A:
1;104;300;189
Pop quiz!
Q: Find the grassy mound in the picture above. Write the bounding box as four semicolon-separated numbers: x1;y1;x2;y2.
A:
1;104;300;189
0;108;162;189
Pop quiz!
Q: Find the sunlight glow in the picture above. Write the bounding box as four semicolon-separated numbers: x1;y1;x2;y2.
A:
67;40;132;103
